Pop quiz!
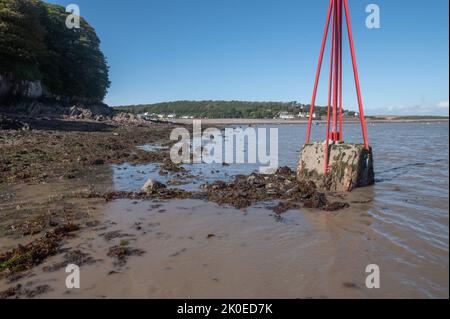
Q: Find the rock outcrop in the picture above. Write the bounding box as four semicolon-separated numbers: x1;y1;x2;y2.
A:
0;99;153;127
0;115;30;131
64;104;116;121
0;75;45;103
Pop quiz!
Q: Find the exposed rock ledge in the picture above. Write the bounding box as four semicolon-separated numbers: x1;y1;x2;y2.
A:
0;100;151;129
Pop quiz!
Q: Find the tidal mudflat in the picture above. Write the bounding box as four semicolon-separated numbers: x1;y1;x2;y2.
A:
0;121;448;299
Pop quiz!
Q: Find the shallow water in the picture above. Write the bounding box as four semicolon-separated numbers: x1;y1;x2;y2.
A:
107;122;449;298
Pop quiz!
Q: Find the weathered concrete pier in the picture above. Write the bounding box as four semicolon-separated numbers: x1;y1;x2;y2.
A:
297;0;374;192
297;142;374;192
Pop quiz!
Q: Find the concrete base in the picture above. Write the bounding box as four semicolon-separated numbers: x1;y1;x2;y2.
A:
297;142;374;192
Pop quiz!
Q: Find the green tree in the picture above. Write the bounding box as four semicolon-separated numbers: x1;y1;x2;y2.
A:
0;0;110;102
0;0;46;79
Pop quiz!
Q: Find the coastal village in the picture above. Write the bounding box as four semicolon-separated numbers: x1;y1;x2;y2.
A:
137;105;360;121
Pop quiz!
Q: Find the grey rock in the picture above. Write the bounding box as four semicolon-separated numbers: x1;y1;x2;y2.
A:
141;179;167;193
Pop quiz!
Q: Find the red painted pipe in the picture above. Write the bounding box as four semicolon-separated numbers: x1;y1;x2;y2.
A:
309;0;370;176
306;0;334;144
332;0;339;140
343;0;369;149
338;0;343;141
324;0;336;175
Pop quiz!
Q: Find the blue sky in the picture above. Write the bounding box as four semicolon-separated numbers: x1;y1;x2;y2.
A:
49;0;449;115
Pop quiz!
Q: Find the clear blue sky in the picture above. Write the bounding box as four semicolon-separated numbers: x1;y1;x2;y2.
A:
48;0;449;115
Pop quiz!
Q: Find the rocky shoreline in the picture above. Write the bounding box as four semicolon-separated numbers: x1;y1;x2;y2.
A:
0;100;157;129
0;116;352;299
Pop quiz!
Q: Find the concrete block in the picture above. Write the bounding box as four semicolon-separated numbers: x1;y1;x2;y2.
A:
297;142;374;192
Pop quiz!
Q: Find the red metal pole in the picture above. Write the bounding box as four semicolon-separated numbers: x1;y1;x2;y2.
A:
324;0;336;175
338;0;343;141
332;0;339;141
305;0;334;144
343;0;369;149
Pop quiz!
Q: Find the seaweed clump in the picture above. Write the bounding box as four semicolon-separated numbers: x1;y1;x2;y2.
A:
107;245;145;267
0;223;79;279
0;284;51;299
201;166;349;212
79;187;193;202
42;250;97;273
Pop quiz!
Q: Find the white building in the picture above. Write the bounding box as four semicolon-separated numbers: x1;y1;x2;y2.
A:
279;112;295;120
298;112;317;119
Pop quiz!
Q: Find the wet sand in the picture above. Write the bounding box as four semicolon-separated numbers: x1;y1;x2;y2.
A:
6;191;445;299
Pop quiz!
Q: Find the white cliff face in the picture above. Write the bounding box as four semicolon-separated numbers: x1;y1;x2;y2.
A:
0;74;120;121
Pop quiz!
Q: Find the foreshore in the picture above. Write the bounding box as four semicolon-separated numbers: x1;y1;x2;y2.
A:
0;117;448;298
0;118;349;299
172;118;449;125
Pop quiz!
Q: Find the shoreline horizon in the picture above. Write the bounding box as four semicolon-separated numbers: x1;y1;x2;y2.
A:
170;117;449;125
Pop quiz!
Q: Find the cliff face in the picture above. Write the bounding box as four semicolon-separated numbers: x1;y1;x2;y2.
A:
0;74;44;102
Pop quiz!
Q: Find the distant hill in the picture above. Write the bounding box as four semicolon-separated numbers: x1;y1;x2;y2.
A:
114;101;356;119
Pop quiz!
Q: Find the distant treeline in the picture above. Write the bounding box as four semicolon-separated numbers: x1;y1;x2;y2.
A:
114;101;353;119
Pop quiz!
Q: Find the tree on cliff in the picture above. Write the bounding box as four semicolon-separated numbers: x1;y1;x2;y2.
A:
0;0;110;102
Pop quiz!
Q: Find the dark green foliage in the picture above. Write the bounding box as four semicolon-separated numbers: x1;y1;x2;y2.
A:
0;0;110;101
115;100;334;119
0;0;46;80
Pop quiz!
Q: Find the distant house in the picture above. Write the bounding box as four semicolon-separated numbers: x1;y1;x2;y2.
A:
279;112;295;120
298;112;317;119
167;114;176;119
